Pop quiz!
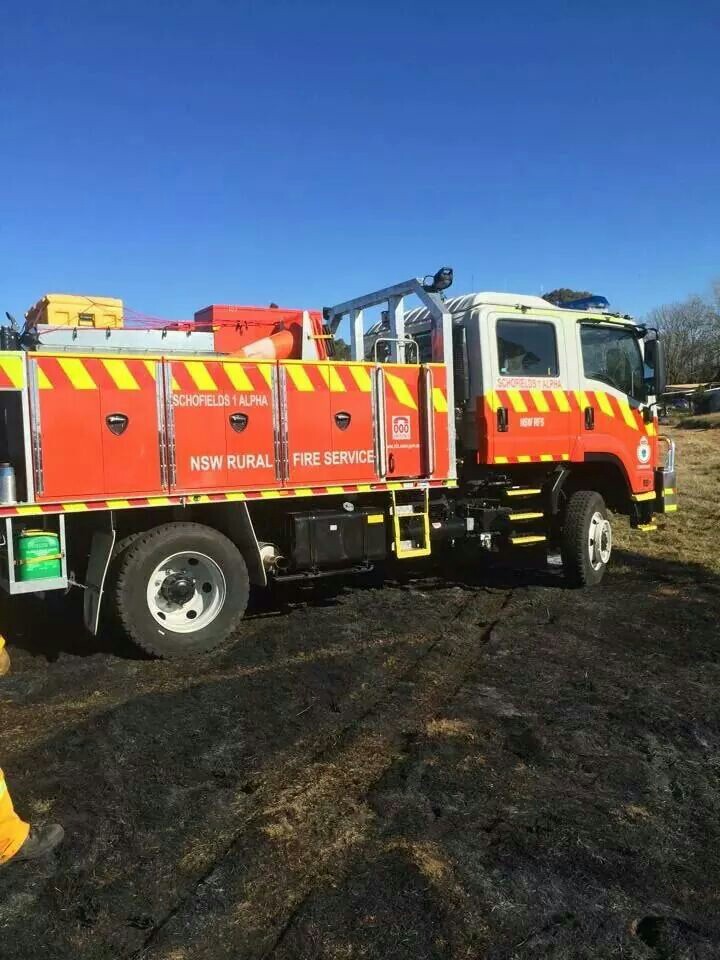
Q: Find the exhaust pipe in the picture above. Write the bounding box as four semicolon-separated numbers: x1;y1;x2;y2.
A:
259;542;286;572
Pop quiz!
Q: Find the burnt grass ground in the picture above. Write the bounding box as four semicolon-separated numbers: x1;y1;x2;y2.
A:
0;427;718;959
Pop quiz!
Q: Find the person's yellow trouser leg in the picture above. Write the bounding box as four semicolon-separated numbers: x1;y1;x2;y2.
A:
0;769;30;863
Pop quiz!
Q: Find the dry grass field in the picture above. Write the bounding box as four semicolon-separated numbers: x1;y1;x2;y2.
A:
0;427;718;960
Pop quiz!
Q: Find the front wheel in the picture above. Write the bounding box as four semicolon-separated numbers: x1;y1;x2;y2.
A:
110;522;249;658
561;491;612;587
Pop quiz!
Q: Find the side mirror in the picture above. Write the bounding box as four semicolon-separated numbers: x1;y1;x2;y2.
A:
644;337;666;397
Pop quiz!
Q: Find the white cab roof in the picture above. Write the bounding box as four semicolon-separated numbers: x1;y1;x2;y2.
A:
402;292;556;329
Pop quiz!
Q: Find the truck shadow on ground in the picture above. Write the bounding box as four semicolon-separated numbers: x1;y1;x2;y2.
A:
0;551;563;663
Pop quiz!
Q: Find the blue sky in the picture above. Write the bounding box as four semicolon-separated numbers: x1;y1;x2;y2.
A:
1;0;718;327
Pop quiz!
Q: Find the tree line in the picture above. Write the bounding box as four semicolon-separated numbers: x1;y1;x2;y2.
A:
645;285;720;385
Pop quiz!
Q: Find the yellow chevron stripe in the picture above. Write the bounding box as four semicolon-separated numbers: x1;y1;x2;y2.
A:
286;364;315;392
16;505;43;515
260;490;281;499
356;484;372;492
58;357;97;390
36;366;53;390
317;364;346;392
349;366;372;392
143;359;157;380
385;371;417;410
561;453;570;460
185;361;217;392
293;488;314;497
494;456;509;464
664;488;675;495
147;497;172;506
617;398;639;430
257;363;274;388
552;389;571;412
664;504;678;512
506;389;527;413
645;421;656;436
106;499;132;509
529;389;550;412
62;502;89;512
595;391;614;417
102;358;140;391
326;486;345;494
486;390;503;412
225;492;247;501
432;387;448;413
517;455;532;463
632;491;656;501
574;390;590;410
0;356;23;389
222;362;254;391
539;454;554;461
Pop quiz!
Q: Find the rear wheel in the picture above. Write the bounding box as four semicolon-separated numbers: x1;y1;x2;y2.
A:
561;490;612;587
111;522;249;658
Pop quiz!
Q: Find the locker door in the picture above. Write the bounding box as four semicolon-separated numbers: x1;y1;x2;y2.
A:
168;358;230;491
327;363;376;484
93;357;164;496
221;359;278;489
282;362;332;486
30;355;104;500
381;364;426;479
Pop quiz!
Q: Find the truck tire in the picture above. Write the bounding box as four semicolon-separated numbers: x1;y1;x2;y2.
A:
111;522;249;658
561;491;612;587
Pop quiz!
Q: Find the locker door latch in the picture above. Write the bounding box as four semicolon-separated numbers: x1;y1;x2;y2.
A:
105;413;129;436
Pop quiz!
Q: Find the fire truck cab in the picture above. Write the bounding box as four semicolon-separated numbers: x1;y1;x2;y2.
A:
0;270;675;658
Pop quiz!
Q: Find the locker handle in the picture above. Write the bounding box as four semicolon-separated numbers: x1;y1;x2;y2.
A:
229;412;249;433
584;406;595;430
105;413;129;436
497;407;509;432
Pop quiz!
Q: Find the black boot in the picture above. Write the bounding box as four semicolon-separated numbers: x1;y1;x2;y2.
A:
11;824;64;862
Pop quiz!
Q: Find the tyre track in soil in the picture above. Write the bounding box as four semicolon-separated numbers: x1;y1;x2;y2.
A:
135;586;515;960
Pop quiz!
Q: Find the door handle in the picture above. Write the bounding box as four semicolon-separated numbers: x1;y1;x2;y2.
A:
388;452;396;473
584;406;595;430
497;407;509;432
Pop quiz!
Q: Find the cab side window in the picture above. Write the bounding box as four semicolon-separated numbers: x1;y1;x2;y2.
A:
497;319;558;377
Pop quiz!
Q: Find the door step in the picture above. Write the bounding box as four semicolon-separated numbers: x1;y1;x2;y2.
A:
504;487;542;498
510;534;547;546
391;488;431;559
509;511;544;521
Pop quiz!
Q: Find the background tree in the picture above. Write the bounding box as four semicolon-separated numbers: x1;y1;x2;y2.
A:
645;288;720;385
544;288;592;305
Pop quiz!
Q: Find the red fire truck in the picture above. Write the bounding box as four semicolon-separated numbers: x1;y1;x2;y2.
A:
0;269;675;658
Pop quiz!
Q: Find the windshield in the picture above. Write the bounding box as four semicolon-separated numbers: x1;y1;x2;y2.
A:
580;324;645;402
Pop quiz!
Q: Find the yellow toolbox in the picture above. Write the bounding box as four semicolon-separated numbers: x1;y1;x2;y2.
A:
26;293;124;329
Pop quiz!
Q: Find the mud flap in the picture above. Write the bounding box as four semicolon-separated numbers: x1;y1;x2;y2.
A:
83;526;116;635
655;467;678;514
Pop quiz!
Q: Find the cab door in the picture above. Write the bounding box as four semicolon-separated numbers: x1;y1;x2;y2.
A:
488;314;572;466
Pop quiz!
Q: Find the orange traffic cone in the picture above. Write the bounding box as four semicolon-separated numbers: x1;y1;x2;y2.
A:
234;328;296;361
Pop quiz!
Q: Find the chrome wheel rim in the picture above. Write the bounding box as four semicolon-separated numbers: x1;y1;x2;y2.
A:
588;511;612;571
146;551;226;633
